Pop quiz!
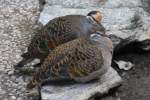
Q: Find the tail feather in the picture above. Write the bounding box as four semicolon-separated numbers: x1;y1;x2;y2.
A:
14;58;33;68
21;52;30;58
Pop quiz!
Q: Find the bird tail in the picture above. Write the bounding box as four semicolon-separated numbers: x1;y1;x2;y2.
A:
14;52;33;68
21;52;30;58
14;57;33;68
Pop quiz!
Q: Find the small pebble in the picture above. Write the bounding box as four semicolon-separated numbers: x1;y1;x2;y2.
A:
9;95;16;100
8;70;14;76
17;97;22;100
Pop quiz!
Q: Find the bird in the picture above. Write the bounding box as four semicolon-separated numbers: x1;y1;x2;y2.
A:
27;31;113;89
14;11;106;68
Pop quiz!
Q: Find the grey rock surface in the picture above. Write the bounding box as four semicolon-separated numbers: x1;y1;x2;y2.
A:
41;67;122;100
39;0;150;99
39;0;150;46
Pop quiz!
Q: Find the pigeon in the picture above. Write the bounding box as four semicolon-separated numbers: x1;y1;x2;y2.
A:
27;31;113;89
14;11;106;68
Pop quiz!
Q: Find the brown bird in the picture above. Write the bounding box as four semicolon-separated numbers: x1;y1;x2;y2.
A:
27;31;113;89
14;11;106;68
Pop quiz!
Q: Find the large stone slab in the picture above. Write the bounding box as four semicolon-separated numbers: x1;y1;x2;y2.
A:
41;67;122;100
38;0;150;100
39;0;150;47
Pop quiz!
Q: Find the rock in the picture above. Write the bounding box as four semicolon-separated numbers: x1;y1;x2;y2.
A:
115;60;134;71
141;0;150;14
39;0;150;54
38;0;150;100
17;97;22;100
7;70;14;76
9;96;16;100
41;67;122;100
100;94;120;100
3;98;8;100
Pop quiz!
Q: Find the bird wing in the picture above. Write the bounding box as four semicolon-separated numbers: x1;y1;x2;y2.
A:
27;38;104;89
39;38;103;80
43;16;76;49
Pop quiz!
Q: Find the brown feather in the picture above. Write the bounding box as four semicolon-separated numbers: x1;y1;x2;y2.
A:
27;33;113;89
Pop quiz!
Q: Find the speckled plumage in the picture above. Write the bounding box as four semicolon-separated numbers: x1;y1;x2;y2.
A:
15;11;106;68
27;33;113;89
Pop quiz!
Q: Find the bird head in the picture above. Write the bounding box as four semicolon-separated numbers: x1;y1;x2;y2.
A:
87;11;102;23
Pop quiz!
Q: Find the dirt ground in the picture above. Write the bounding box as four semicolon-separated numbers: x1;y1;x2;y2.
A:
115;52;150;100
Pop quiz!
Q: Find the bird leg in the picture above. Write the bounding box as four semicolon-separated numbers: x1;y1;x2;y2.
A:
26;85;41;100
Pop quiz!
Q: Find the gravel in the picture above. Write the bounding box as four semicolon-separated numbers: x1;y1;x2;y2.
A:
0;0;40;99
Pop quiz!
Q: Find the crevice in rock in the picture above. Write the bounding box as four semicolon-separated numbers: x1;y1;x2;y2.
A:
113;38;150;59
39;0;46;12
94;86;120;100
141;0;150;14
112;36;150;74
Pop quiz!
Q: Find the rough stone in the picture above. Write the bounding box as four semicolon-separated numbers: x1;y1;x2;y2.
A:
41;67;122;100
39;0;150;100
115;60;134;71
39;0;150;49
9;95;16;100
